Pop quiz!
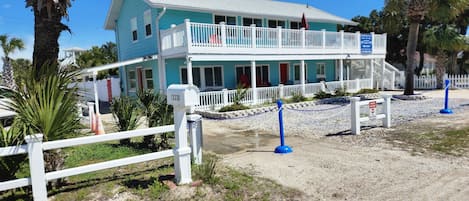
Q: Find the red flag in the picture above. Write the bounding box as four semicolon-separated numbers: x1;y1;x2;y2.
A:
301;13;309;30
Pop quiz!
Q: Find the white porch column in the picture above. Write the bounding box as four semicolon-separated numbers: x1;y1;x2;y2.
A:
339;59;344;88
92;71;100;115
300;60;306;95
370;59;374;89
159;57;167;93
381;58;385;91
186;56;193;85
251;60;257;104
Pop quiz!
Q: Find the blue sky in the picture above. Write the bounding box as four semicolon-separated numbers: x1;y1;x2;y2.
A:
0;0;384;67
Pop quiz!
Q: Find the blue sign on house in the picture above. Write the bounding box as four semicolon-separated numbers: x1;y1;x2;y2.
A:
360;34;373;54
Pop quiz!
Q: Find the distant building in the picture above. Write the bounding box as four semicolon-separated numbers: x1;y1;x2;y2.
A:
60;47;86;69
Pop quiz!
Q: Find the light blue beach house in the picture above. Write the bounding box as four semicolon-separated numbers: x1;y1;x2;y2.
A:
90;0;400;110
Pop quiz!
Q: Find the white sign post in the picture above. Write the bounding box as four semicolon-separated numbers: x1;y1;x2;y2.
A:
351;94;392;135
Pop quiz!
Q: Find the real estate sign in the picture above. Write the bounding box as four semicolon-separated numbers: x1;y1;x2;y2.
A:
360;34;372;54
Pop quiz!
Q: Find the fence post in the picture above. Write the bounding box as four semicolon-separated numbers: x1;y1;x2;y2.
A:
222;89;228;106
279;84;284;99
220;22;226;47
382;94;392;128
251;24;256;48
187;114;203;165
350;97;361;135
87;102;95;130
25;134;47;201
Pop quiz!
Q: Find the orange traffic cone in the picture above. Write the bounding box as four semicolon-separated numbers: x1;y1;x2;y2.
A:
95;114;105;135
90;112;96;132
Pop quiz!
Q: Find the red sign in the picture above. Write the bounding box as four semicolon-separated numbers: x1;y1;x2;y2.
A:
368;101;377;109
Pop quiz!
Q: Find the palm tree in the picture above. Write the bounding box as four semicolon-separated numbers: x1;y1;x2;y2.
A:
0;35;24;90
25;0;73;77
424;25;468;88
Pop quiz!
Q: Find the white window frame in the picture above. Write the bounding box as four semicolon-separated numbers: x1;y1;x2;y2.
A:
242;16;263;27
130;17;138;42
293;63;307;83
144;10;152;38
143;68;153;89
316;63;326;79
127;69;137;92
268;19;286;28
180;66;224;91
235;64;270;85
213;14;237;25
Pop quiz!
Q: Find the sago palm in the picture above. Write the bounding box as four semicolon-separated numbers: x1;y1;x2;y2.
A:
110;96;141;145
0;125;26;182
6;66;81;187
0;34;24;90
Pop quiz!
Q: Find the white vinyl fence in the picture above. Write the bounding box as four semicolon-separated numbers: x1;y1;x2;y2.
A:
196;78;372;111
413;74;469;89
73;77;121;102
0;114;203;201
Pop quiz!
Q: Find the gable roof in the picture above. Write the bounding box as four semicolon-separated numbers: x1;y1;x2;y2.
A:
105;0;357;30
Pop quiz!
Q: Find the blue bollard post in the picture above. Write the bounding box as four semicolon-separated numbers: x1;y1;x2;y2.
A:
274;100;292;154
440;79;453;114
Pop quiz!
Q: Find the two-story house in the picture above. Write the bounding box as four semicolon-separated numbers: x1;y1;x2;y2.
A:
92;0;396;110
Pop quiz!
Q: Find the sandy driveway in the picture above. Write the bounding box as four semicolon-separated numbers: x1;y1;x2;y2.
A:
203;89;469;200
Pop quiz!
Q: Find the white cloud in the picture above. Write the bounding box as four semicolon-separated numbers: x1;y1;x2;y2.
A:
2;4;11;9
0;35;34;71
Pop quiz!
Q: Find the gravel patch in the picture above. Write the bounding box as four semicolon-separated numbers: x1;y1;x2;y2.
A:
206;97;469;138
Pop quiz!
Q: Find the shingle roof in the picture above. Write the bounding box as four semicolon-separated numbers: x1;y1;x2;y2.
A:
105;0;357;30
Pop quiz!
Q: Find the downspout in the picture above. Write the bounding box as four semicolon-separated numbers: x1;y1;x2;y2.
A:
156;7;167;93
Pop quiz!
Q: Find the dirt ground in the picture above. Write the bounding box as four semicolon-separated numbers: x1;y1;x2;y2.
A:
203;89;469;201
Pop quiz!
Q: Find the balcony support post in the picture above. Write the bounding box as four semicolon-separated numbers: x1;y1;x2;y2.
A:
251;60;257;104
322;29;326;49
300;28;306;48
251;24;256;48
220;22;227;47
339;59;344;88
300;60;306;96
187;56;193;85
277;26;282;48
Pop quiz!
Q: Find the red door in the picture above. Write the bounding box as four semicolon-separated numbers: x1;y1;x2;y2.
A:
280;63;288;84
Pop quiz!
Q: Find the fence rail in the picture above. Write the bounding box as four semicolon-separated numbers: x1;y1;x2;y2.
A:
195;78;371;111
412;74;469;89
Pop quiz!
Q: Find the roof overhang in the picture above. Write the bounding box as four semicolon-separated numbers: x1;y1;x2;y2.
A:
105;0;357;30
80;54;157;75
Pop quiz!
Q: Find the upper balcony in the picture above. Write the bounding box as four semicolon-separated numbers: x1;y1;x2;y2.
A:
160;20;386;58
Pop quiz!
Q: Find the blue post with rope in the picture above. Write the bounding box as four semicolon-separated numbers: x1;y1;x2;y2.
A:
440;79;453;114
274;100;292;154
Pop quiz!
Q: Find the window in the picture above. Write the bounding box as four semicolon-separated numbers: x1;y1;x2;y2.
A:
144;69;153;89
243;17;262;27
294;63;307;82
128;69;137;91
236;65;269;86
290;21;301;29
268;19;285;28
316;63;326;78
214;15;236;25
144;10;152;37
181;67;222;89
130;17;138;41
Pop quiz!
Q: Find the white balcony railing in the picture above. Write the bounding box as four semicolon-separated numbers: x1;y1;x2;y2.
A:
161;20;387;57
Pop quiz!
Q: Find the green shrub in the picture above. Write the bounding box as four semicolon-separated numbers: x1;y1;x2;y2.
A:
0;126;26;182
110;96;141;145
233;84;248;105
334;87;350;97
289;93;307;103
356;88;379;94
314;91;333;99
219;104;250;112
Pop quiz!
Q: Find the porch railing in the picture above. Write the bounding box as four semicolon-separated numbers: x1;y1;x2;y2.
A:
195;78;371;111
160;20;387;56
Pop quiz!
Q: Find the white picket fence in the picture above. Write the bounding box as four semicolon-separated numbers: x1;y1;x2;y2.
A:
0;114;203;200
73;77;121;102
414;74;469;89
196;78;372;111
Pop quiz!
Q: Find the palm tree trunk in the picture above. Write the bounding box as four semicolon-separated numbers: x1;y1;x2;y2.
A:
2;57;16;90
404;22;420;95
435;50;447;89
32;4;65;77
